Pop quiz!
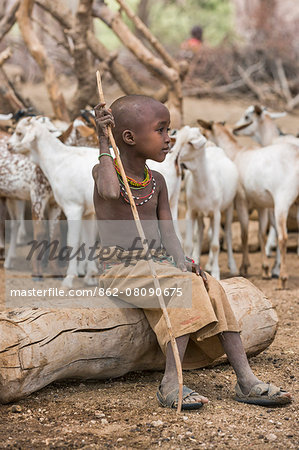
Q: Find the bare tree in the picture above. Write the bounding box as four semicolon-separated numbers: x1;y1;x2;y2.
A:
92;0;186;126
16;0;70;121
0;0;20;42
0;0;9;20
0;0;186;124
0;47;27;112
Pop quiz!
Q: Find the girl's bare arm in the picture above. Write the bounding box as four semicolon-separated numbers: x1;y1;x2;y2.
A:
92;103;120;200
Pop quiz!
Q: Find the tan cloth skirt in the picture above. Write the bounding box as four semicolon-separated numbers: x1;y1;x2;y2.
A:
99;248;239;369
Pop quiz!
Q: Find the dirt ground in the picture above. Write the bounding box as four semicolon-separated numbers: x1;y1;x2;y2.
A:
0;88;298;448
0;249;298;449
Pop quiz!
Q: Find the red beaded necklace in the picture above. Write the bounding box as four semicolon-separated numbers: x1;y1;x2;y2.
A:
119;177;156;206
113;158;152;189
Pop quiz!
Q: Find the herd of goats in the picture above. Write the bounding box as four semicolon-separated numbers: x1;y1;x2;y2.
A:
0;104;298;290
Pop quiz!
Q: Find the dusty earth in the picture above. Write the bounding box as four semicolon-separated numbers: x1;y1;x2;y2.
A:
0;250;298;449
0;88;298;448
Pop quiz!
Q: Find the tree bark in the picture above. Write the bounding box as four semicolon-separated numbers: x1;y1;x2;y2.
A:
67;0;96;117
16;0;70;122
0;277;278;403
93;1;183;127
0;47;28;112
237;65;268;102
34;0;171;109
0;67;27;112
115;0;179;72
137;0;151;28
0;48;11;67
86;31;145;96
0;0;20;43
0;0;8;19
35;0;148;98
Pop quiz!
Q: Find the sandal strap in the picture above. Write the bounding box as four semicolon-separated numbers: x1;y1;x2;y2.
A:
236;382;282;399
160;385;201;408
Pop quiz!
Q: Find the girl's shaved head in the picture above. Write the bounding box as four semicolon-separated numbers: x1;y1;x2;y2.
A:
110;95;168;144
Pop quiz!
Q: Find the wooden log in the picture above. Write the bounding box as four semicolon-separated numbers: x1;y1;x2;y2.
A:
0;277;278;403
219;277;278;356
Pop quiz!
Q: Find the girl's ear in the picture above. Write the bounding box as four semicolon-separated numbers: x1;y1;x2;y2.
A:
122;129;135;145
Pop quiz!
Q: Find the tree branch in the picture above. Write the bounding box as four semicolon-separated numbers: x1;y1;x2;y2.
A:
92;1;183;126
16;0;70;121
287;93;299;111
0;0;20;42
35;0;72;28
0;47;28;112
115;0;180;72
185;62;265;98
32;16;70;52
66;0;97;116
237;64;267;102
0;67;27;111
92;2;178;84
0;47;11;67
275;58;292;103
36;0;147;97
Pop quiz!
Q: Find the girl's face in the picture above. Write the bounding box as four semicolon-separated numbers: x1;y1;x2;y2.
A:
132;103;171;163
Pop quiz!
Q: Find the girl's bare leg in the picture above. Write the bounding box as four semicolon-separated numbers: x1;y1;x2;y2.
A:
160;334;209;405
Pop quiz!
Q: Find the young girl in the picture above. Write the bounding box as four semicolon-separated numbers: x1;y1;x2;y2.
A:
92;95;292;410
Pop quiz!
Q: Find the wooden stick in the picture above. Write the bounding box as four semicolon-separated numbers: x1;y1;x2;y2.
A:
96;70;184;413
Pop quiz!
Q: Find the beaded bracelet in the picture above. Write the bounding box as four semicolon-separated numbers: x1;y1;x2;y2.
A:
98;153;113;160
185;256;195;264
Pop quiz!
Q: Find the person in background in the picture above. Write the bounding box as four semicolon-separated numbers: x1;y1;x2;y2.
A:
180;25;203;58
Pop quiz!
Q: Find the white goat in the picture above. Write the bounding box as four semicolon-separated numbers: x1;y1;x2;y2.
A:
234;105;299;257
147;132;183;241
9;117;99;288
0;128;61;276
173;126;238;280
199;120;299;289
234;104;299;147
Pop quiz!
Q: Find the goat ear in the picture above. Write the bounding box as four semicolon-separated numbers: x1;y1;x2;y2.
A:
0;113;13;120
58;123;73;143
267;111;287;120
23;124;37;144
197;119;213;130
254;105;263;116
80;110;96;127
174;155;181;177
77;125;95;137
189;134;207;148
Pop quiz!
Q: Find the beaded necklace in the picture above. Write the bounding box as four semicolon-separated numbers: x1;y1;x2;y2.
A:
119;177;156;206
113;158;156;206
113;158;152;189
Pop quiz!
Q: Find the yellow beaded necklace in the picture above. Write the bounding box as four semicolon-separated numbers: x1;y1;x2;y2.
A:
113;158;152;189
